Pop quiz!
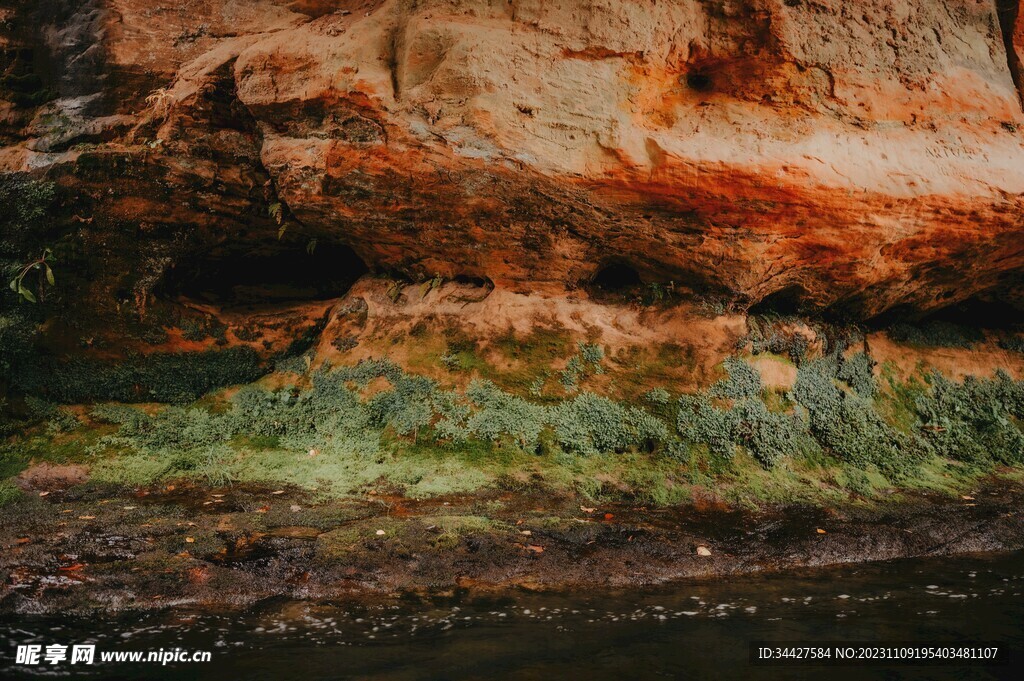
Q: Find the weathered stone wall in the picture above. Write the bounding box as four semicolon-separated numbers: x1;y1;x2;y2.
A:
0;0;1022;357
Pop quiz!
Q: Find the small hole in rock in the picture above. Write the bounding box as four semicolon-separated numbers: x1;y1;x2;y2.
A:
452;274;493;288
685;71;713;92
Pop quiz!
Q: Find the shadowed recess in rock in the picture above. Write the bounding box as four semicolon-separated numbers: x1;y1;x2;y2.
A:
748;285;808;316
997;0;1024;110
162;242;369;307
591;262;643;292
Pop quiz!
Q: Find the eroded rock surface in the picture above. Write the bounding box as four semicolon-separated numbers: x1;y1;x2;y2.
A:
1;0;1023;361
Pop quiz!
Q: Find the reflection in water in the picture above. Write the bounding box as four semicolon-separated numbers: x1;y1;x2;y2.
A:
2;552;1024;680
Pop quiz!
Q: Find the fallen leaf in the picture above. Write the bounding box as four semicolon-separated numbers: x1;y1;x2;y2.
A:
211;494;224;498
165;485;175;492
61;509;73;514
526;544;544;554
961;495;975;500
271;490;285;495
16;537;30;545
77;515;95;520
520;530;532;536
185;537;195;543
375;529;386;536
256;505;270;513
696;546;712;557
603;513;614;520
122;506;136;510
58;563;85;572
580;506;596;513
38;491;49;497
816;528;827;534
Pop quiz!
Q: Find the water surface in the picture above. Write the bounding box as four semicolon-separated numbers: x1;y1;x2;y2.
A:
3;552;1023;680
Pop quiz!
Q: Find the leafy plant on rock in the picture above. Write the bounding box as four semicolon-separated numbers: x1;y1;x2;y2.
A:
9;248;55;303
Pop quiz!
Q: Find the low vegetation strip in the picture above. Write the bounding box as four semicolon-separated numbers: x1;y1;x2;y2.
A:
3;335;1024;506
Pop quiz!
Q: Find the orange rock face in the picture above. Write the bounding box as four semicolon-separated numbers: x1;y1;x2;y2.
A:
2;0;1024;332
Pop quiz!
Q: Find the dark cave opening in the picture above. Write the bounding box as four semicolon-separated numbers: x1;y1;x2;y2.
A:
868;296;1024;333
927;297;1024;330
685;70;714;92
748;285;807;317
164;241;369;307
591;262;643;292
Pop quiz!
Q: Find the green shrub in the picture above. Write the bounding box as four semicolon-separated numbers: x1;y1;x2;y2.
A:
274;352;312;374
559;342;604;391
365;373;437;437
677;394;738;460
708;357;762;400
463;379;547;448
644;388;671;405
998;336;1024;354
744;316;810;363
730;398;813;469
914;370;1024;466
887;321;983;349
551;392;666;456
0;479;22;507
0;309;39;389
793;358;925;478
12;347;266;403
676;394;811;468
837;352;876;397
0;174;56;251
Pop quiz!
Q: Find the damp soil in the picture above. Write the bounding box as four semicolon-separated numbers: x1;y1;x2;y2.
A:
2;476;1024;616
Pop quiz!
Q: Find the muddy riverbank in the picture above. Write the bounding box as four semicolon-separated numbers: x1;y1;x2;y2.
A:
2;475;1023;616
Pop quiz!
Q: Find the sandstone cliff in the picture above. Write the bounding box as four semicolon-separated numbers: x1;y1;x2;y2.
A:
1;0;1023;366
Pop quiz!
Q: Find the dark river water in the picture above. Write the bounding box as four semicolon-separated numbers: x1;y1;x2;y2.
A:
3;552;1024;680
